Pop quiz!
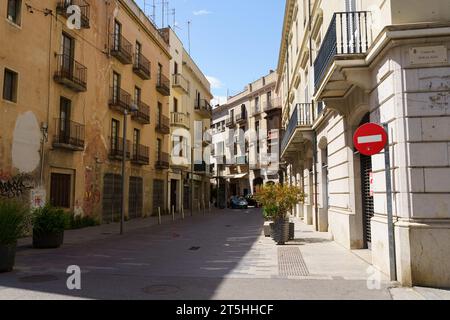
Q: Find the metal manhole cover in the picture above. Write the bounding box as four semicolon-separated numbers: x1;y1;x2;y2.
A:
278;247;309;277
19;274;59;283
142;285;181;295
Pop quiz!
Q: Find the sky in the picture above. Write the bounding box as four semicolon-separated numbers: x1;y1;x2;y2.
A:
135;0;285;105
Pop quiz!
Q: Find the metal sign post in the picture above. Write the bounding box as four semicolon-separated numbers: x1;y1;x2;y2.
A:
382;123;397;282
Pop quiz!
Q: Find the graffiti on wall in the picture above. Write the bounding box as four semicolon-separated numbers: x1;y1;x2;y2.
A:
0;173;35;198
83;166;101;215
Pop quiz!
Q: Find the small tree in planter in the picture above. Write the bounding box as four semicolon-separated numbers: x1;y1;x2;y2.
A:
32;205;68;249
0;199;28;272
255;184;304;245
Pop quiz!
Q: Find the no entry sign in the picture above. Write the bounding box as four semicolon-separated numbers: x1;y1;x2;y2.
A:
353;123;388;156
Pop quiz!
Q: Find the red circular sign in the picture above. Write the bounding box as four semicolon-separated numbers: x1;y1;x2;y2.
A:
353;123;388;156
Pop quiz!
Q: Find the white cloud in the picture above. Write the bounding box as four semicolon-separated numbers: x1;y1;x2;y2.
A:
211;96;228;106
206;76;223;89
193;10;212;16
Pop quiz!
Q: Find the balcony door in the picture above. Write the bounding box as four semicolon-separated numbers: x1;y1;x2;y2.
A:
111;119;120;153
112;72;120;104
113;20;122;51
61;33;74;78
59;97;71;144
133;129;140;158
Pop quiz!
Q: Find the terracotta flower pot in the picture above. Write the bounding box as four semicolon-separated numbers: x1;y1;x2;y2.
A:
0;242;17;273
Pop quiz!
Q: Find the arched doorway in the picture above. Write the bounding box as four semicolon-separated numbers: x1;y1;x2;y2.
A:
359;113;374;249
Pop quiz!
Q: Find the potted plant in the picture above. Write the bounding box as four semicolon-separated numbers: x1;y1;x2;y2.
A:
0;199;28;272
32;205;68;249
255;184;304;245
262;205;277;237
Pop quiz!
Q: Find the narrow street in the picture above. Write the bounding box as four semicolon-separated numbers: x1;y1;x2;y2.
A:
0;208;394;300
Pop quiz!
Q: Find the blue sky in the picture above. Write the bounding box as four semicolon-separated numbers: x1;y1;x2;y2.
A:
135;0;285;104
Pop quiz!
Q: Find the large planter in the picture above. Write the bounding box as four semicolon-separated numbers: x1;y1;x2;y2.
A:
272;218;290;245
0;243;17;273
33;231;64;249
263;221;272;237
289;222;295;240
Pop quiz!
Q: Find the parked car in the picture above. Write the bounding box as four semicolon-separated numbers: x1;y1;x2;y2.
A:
245;194;259;207
230;196;248;209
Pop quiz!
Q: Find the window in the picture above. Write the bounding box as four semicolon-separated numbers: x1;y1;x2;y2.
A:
174;62;178;75
157;102;162;125
3;68;18;102
50;173;71;208
173;97;178;113
112;72;120;103
111;119;120;149
133;129;140;156
255;97;260;113
135;41;141;65
256;121;260;155
7;0;21;25
61;33;74;74
134;86;141;104
113;20;122;50
59;97;71;143
157;63;162;84
156;138;162;160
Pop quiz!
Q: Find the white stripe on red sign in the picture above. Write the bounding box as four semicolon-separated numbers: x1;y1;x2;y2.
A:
357;134;383;144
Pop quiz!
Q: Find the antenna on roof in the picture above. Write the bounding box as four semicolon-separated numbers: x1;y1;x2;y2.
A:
171;8;176;28
187;20;191;55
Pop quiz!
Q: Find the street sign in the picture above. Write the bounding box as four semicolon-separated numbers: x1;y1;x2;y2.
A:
353;123;388;156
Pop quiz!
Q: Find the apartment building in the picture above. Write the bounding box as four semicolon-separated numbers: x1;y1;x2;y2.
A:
277;0;450;287
0;0;171;221
161;27;213;214
211;71;282;206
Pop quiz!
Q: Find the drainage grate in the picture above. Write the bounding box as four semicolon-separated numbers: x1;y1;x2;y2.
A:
189;247;201;251
19;274;59;283
278;247;309;277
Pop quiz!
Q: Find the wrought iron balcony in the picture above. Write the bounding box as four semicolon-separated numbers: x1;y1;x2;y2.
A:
109;87;132;113
194;161;210;174
172;74;189;93
53;118;85;151
195;99;212;118
281;103;314;158
156;74;171;96
314;11;370;92
170;112;189;129
235;112;247;125
56;0;90;29
131;100;150;124
155;152;170;169
109;137;131;160
226;117;236;128
264;98;282;112
110;33;133;65
54;54;87;92
133;53;151;80
131;144;150;165
156;115;170;134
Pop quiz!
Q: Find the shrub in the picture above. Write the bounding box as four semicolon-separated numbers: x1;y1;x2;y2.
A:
0;199;29;245
32;205;68;235
255;184;304;220
66;214;100;230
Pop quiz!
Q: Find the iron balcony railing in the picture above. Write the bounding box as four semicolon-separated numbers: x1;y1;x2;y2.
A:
235;112;247;124
109;87;132;112
226;116;236;128
156;152;170;169
131;144;150;165
194;161;210;173
264;98;282;112
281;103;314;154
53;118;85;150
110;137;131;160
54;54;87;92
172;74;189;93
156;115;170;134
195;99;212;115
314;11;370;91
171;112;189;128
56;0;90;29
132;100;150;124
110;33;133;64
133;52;151;80
156;73;171;96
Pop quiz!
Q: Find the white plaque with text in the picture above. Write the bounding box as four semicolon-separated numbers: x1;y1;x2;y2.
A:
410;46;448;66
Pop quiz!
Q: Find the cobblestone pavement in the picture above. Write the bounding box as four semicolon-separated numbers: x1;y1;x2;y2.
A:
0;208;395;300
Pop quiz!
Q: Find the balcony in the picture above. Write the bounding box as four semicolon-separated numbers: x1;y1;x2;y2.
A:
264;98;282;113
131;100;150;125
170;112;189;129
281;103;315;160
155;152;170;170
202;131;212;146
236;155;248;165
194;161;210;174
172;74;189;93
56;0;90;29
131;144;150;165
156;115;170;135
156;74;171;96
226;117;236;128
314;11;371;97
54;54;87;92
235;112;247;125
109;87;132;113
53;119;85;151
133;53;151;80
109;137;131;160
195;99;212;118
110;33;133;65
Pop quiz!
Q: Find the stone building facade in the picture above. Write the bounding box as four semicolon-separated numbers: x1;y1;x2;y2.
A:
277;0;450;287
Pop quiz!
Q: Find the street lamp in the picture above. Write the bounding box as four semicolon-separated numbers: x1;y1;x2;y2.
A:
121;103;138;235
